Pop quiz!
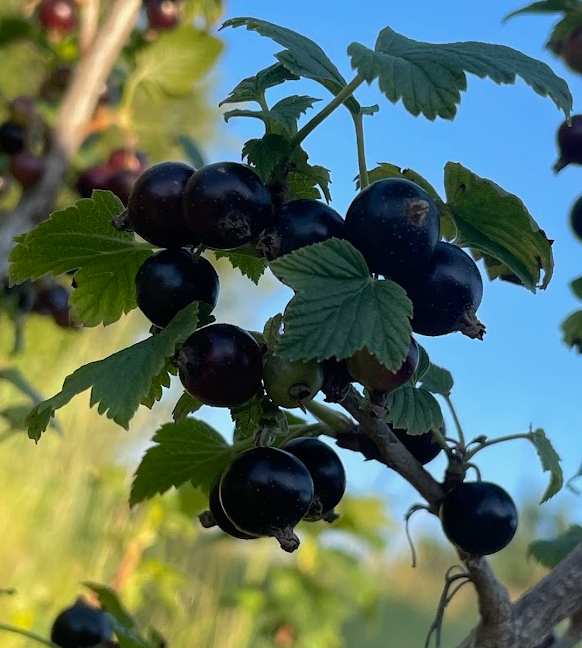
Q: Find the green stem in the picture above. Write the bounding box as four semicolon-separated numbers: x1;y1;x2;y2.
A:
257;92;272;134
444;395;466;448
286;422;332;441
289;74;365;151
0;623;60;648
353;112;369;189
431;427;450;453
304;400;355;436
465;432;532;461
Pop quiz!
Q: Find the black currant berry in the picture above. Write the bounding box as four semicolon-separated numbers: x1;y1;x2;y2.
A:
346;338;419;393
126;162;196;248
0;121;26;155
106;168;142;206
570;195;582;242
39;0;78;33
554;115;582;172
206;475;258;540
182;162;274;250
399;242;485;339
344;178;440;280
9;151;46;188
560;27;582;74
135;249;219;328
145;0;181;30
440;481;518;555
282;437;346;521
50;598;112;648
177;323;263;407
75;164;112;198
219;446;314;552
263;353;324;409
258;199;344;261
33;284;75;328
393;427;442;465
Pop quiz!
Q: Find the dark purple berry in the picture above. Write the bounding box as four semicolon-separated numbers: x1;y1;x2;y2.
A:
207;475;258;540
50;598;112;648
0;121;26;155
570;195;582;242
554;115;582;173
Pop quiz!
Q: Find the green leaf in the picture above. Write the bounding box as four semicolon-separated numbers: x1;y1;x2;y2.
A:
528;525;582;568
444;163;554;291
529;428;563;502
561;310;582;352
172;392;202;422
140;362;177;409
83;582;136;629
548;11;582;43
130;419;232;506
221;17;362;115
9;191;151;326
220;62;300;105
106;616;151;648
25;302;201;442
288;160;332;202
383;386;444;436
503;0;578;22
476;251;524;286
231;394;264;442
271;239;412;369
571;276;582;301
176;135;205;169
224;95;321;137
419;363;454;396
348;28;572;120
242;133;291;184
411;344;431;385
213;249;267;285
263;313;283;351
127;25;223;100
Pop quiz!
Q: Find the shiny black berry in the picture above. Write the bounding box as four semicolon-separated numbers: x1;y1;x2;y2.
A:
346;338;419;393
219;446;314;552
182;162;274;250
258;199;344;260
440;481;518;555
206;475;258;540
570;195;582;242
135;249;219;328
393;427;442;465
127;162;196;248
554;115;582;173
344;178;440;280
282;437;346;521
399;242;485;339
106;168;142;206
50;598;112;648
0;121;26;155
263;353;324;409
177;323;263;407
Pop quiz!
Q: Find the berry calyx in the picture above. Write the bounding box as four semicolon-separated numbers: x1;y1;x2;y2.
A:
554;115;582;173
263;353;324;409
0;121;26;155
344;178;440;280
177;323;263;407
126;161;197;248
203;475;258;540
439;481;518;555
182;162;274;250
282;437;346;521
50;598;112;648
38;0;78;34
346;338;419;393
135;248;219;328
219;446;314;552
569;194;582;243
9;151;46;188
399;242;485;339
258;199;344;261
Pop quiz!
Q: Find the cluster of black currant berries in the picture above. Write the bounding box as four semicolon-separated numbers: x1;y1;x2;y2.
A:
50;598;115;648
554;116;582;242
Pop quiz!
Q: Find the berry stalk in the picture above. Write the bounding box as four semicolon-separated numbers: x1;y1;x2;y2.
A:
0;623;60;648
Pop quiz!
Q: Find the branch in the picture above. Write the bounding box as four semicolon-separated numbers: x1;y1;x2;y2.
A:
79;0;101;55
0;0;142;278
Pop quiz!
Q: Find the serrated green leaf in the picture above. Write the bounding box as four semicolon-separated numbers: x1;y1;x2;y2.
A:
528;525;582;568
242;134;291;184
130;419;232;506
445;163;554;291
106;616;151;648
571;277;582;301
288;161;332;203
419;363;454;396
212;249;267;285
548;11;582;44
83;583;136;629
263;313;283;351
271;239;412;369
127;26;223;100
411;344;431;385
348;28;572;120
140;361;177;409
176;135;205;169
221;17;362;115
529;428;563;502
476;251;524;286
220;62;300;105
383;386;444;436
224;95;320;137
231;394;264;442
9;191;151;326
503;0;578;22
364;163;456;239
562;310;582;352
25;302;201;442
172;391;202;422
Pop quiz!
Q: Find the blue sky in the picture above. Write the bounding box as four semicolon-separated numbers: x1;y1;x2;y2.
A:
200;0;582;520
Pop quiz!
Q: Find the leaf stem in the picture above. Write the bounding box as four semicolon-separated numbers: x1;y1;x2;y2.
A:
465;432;532;461
289;74;365;150
304;400;356;437
444;395;466;448
432;427;450;453
0;623;60;648
353;112;369;189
